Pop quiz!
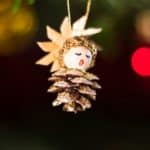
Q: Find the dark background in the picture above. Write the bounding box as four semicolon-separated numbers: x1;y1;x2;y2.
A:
0;0;150;149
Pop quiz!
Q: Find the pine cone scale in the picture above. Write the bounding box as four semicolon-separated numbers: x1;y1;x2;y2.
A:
48;68;101;113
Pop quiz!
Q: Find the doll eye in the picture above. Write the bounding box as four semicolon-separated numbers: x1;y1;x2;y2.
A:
75;52;82;56
86;54;91;59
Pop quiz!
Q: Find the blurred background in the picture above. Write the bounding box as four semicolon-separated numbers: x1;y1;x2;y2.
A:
0;0;150;149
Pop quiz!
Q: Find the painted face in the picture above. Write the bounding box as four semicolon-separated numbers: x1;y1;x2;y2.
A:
64;46;92;71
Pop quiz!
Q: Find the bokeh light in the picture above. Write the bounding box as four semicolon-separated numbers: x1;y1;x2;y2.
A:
0;1;38;55
0;0;13;13
131;47;150;77
135;10;150;44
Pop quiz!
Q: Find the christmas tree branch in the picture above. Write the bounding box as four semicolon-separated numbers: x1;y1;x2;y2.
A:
27;0;35;5
12;0;36;13
12;0;21;13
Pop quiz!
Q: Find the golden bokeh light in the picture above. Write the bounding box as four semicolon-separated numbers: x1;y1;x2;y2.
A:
0;1;38;55
135;10;150;44
10;7;37;35
0;0;13;13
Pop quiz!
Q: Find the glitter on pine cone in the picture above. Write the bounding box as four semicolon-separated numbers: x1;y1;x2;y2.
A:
48;68;101;113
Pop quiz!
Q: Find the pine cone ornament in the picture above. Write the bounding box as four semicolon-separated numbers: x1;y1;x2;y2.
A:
36;0;103;113
48;68;101;113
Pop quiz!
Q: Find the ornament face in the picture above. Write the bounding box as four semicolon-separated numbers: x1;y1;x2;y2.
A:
64;46;92;71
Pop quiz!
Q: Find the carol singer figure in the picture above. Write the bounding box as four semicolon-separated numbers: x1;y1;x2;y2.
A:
36;0;102;113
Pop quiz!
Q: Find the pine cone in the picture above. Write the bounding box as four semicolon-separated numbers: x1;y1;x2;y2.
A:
48;68;101;113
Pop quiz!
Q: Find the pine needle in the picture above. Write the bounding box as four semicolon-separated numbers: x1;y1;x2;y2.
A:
12;0;21;13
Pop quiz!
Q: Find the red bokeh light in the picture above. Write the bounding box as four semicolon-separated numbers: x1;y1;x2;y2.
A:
131;47;150;77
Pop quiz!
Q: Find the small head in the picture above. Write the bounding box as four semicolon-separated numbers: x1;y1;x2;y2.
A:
59;37;99;71
64;46;92;70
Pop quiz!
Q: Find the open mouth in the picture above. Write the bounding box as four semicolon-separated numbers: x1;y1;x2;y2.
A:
79;59;84;66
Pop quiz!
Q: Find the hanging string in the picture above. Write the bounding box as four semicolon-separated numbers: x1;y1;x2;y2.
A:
67;0;92;29
67;0;72;30
85;0;92;19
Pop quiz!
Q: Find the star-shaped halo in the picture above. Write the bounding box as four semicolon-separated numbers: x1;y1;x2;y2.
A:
36;7;102;72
